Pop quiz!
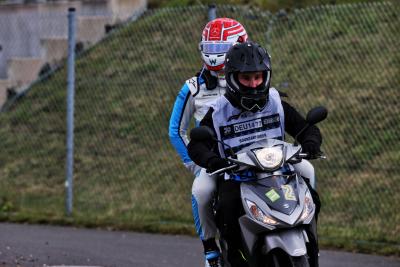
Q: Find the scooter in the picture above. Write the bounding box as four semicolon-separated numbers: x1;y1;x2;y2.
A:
190;106;327;267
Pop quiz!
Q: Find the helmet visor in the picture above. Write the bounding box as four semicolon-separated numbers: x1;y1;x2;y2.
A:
200;41;233;54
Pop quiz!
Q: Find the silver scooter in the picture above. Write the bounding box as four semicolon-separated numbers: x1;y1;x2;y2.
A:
190;106;327;267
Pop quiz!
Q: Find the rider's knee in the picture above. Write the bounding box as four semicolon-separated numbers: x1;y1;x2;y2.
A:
192;172;217;205
293;160;316;189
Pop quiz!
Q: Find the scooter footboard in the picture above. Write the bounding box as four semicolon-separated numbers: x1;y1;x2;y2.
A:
263;229;309;257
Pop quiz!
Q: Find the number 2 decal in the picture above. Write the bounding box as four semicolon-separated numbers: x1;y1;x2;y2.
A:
281;184;296;201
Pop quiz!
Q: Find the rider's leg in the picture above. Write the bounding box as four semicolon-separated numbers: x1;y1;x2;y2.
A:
192;168;221;266
293;159;316;189
294;160;321;219
293;160;320;267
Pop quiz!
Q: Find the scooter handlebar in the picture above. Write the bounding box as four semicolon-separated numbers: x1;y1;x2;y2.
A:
298;151;327;160
207;164;239;176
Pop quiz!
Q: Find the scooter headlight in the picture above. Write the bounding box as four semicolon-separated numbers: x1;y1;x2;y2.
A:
246;200;278;225
299;190;315;222
252;145;283;171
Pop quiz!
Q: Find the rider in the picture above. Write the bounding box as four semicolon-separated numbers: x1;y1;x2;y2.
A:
168;18;248;267
187;41;322;267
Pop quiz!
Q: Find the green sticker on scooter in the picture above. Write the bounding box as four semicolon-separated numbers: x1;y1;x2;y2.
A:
266;189;280;202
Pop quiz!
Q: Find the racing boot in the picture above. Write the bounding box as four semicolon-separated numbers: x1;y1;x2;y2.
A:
203;239;222;267
205;250;222;267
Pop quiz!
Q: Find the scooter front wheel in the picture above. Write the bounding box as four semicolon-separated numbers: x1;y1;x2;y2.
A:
266;251;309;267
290;255;310;267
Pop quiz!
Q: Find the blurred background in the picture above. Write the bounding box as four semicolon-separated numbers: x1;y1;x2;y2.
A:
0;0;398;257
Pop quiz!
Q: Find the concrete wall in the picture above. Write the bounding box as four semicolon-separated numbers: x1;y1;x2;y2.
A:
0;0;147;107
107;0;147;22
0;2;82;79
0;79;10;105
40;37;68;65
7;57;44;89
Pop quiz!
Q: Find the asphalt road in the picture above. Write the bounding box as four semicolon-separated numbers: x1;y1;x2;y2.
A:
0;223;399;267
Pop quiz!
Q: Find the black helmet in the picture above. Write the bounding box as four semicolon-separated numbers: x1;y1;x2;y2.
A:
225;41;272;112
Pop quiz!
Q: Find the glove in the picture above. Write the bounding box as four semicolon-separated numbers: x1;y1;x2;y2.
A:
301;141;321;159
206;157;231;173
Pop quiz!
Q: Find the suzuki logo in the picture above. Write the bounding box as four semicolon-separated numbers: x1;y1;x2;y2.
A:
209;58;217;65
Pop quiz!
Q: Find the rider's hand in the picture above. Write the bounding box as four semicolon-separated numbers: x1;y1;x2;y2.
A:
207;157;231;173
301;141;321;159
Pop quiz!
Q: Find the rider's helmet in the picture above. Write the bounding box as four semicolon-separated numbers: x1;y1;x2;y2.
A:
225;41;272;112
199;18;248;72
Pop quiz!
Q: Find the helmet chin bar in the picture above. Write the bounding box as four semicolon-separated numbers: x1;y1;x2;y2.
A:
240;97;267;112
202;53;226;71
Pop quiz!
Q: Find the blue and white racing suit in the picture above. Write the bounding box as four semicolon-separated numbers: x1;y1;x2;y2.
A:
169;70;226;240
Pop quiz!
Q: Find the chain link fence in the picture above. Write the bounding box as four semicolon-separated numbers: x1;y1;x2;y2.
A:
0;1;399;254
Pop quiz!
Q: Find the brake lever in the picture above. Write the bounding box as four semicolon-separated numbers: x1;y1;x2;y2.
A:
207;164;239;176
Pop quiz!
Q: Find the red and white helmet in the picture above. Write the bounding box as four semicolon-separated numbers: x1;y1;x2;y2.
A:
199;18;248;72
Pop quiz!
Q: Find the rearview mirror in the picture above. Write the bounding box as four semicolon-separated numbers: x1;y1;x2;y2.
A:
306;106;328;125
294;106;328;146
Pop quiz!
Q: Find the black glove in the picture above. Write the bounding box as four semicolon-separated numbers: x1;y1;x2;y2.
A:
207;157;231;173
301;141;321;159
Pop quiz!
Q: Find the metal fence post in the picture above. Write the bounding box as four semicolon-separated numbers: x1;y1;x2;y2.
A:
208;4;217;21
66;7;76;216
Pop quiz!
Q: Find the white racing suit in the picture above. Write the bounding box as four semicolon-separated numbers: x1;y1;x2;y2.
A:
168;70;225;240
